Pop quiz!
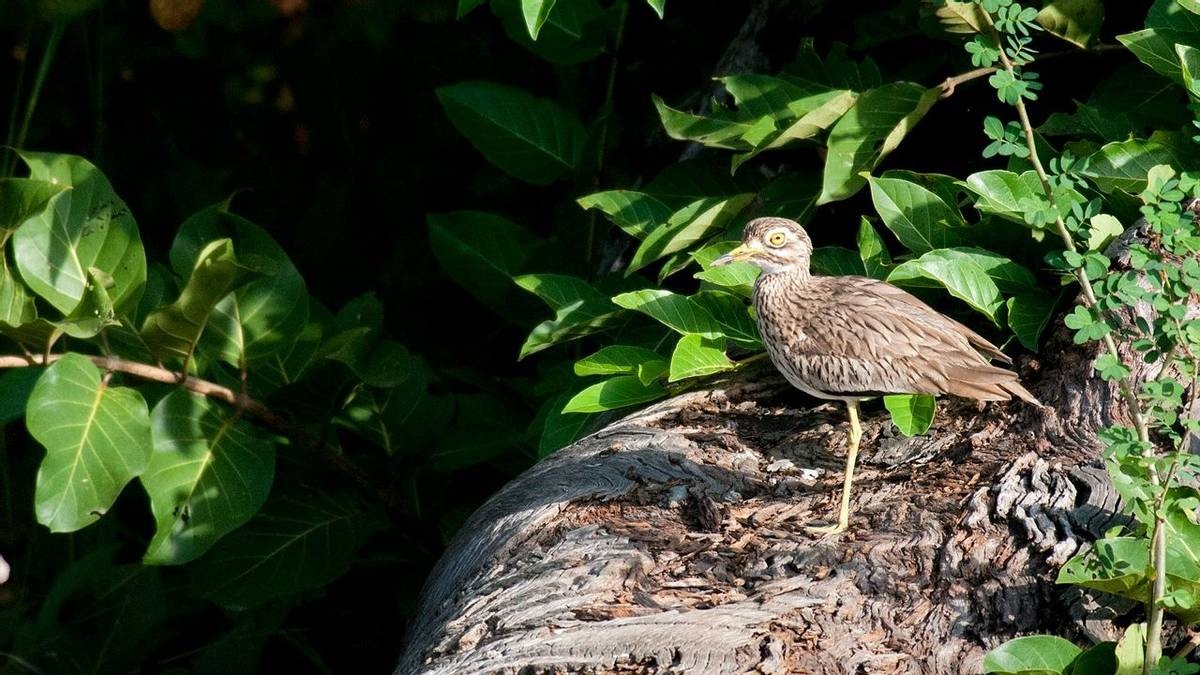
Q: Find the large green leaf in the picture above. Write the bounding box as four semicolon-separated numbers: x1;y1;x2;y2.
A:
12;152;146;315
1118;28;1200;84
982;635;1082;675
689;290;760;347
693;241;759;295
732;90;858;171
1007;292;1058;351
190;490;385;610
141;389;275;565
818;83;941;204
575;345;665;377
652;95;757;151
811;246;866;276
1083;139;1180;193
169;202;309;369
562;375;667;413
883;394;936;436
515;273;623;358
577;191;673;240
1057;536;1151;597
490;0;604;65
628;195;754;273
140;239;262;364
436;81;587;185
0;177;63;233
668;334;733;381
28;354;152;532
428;210;538;311
1036;0;1103;48
612;289;721;337
868;176;968;254
888;248;1035;321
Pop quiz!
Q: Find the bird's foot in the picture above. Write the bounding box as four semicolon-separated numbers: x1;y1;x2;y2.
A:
803;520;848;537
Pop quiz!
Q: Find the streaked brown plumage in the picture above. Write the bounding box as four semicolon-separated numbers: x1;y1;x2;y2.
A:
713;216;1040;534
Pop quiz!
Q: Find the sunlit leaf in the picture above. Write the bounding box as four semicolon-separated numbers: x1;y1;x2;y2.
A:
883;394;935;436
562;375;667;413
28;354;152;532
868;176;968;254
982;635;1082;674
668;334;733;381
141;389;275;565
1036;0;1103;48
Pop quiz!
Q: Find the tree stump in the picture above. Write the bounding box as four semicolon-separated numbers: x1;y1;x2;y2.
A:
395;314;1150;674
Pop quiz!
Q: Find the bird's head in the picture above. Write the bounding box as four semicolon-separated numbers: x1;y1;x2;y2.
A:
711;217;812;275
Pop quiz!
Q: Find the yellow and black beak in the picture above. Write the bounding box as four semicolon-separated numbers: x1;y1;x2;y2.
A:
711;243;755;267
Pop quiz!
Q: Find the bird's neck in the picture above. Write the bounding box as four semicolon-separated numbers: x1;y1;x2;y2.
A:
755;265;812;292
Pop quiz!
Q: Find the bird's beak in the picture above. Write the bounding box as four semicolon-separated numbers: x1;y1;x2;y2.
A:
711;243;754;267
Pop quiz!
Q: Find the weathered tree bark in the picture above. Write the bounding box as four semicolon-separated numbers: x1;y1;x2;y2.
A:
394;309;1161;674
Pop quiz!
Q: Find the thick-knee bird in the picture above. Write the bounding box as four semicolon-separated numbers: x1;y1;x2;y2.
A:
712;217;1040;535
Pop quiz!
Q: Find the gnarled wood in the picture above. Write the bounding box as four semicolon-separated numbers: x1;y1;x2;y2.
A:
396;316;1155;675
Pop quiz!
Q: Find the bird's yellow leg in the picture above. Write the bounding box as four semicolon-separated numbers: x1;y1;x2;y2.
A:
806;400;862;536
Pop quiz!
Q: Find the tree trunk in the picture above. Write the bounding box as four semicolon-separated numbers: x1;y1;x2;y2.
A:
395;313;1155;675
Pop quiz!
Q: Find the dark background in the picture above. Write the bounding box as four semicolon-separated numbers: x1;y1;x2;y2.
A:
0;0;1156;671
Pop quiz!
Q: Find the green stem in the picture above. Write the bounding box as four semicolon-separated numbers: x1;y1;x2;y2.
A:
8;22;64;176
2;30;31;178
983;17;1159;670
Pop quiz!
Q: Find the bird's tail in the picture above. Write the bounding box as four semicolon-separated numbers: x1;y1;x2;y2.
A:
942;364;1043;408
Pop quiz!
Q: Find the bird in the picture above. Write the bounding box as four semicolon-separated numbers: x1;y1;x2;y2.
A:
711;217;1040;535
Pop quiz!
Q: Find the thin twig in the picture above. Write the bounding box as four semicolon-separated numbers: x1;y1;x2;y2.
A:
0;353;388;508
938;43;1125;98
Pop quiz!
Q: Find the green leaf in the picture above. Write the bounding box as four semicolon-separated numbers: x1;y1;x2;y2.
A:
140;239;262;364
894;247;1037;318
0;177;64;233
652;95;756;151
645;0;664;18
1117;29;1200;85
868;176;968;254
562;375;667;413
818;82;941;204
924;0;990;34
962;170;1041;225
811;246;866;276
1036;0;1103;48
693;240;759;294
575;345;665;376
1007;293;1058;351
785;40;882;91
1057;536;1150;596
428;210;538;310
982;635;1082;675
612;289;720;337
883;394;936;436
191;490;385;610
521;0;557;39
669;334;733;381
759;170;822;224
628;195;754;274
54;267;118;339
141;389;275;565
538;391;595;457
689;290;760;347
28;353;152;532
12;152;147;315
731;90;859;171
1083;140;1181;193
1178;43;1200;99
1114;623;1145;675
857;217;892;279
515;273;623;358
642;157;764;209
577;191;673;240
1087;214;1124;251
169;202;310;369
490;0;604;65
436;81;586;185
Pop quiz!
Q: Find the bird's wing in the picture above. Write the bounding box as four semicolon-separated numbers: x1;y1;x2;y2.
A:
783;276;1031;401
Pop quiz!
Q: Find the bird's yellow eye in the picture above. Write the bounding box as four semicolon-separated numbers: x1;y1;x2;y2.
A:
766;230;787;248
